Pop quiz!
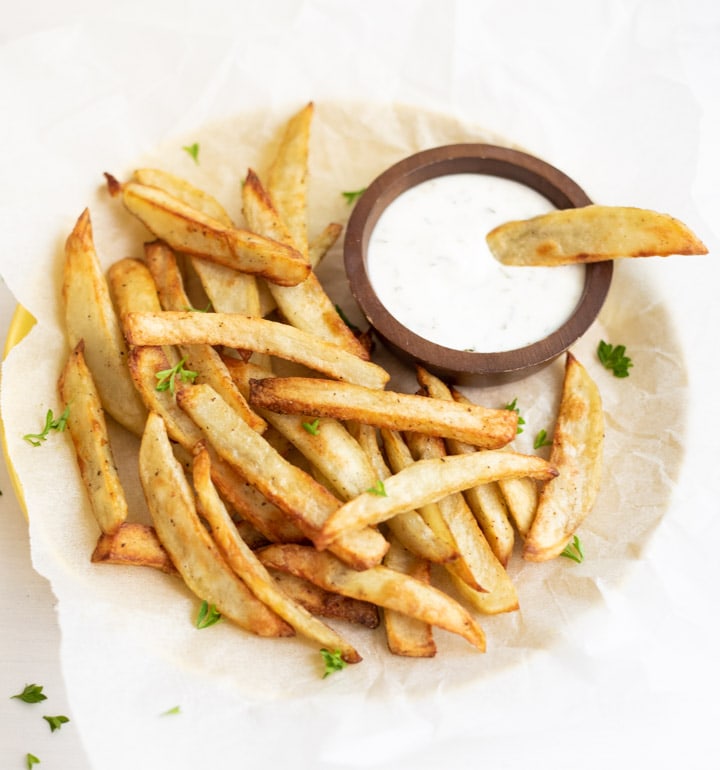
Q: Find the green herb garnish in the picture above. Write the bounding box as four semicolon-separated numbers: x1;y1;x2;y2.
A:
43;715;69;732
320;648;347;678
11;684;47;704
533;429;552;449
302;418;321;436
26;754;40;769
366;479;387;497
560;535;585;564
161;706;181;716
182;142;200;163
597;340;633;378
23;406;70;446
341;188;366;205
155;357;198;395
503;397;525;435
195;600;222;629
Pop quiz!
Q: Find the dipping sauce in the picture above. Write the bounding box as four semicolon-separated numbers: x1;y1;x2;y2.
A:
366;173;586;353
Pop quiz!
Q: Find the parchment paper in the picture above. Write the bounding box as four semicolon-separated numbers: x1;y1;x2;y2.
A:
1;2;718;768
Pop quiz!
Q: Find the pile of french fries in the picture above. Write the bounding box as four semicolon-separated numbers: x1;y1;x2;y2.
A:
56;102;612;664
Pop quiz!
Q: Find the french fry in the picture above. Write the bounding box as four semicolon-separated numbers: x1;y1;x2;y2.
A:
108;257;164;315
119;181;310;286
317;448;557;550
266;102;313;257
91;522;176;574
267;570;380;629
123;311;389;389
308;222;343;268
143;240;266;433
243;168;369;359
257;543;486;652
138;412;293;637
403;432;519;614
62;209;147;436
486;204;708;266
223;358;377;500
523;353;604;561
416;367;515;566
248;377;518;448
176;383;389;570
57;341;129;535
192;445;361;663
382;537;436;658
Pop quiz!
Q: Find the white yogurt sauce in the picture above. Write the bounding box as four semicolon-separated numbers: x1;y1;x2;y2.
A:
366;173;586;352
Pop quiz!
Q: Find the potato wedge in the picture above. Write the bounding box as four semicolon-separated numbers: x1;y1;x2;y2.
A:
62;209;147;435
523;353;604;561
243;168;369;359
138;412;293;637
123;312;389;389
382;537;436;657
91;522;176;574
487;204;708;266
248;377;517;448
107;257;164;315
192;445;361;663
318;449;557;549
57;341;129;535
119;181;310;286
176;383;389;570
257;543;486;651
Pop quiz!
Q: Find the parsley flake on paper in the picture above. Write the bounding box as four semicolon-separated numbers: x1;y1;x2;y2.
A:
195;600;222;629
341;188;366;205
597;340;633;378
182;142;200;163
320;648;347;678
560;535;585;564
533;429;552;449
26;753;40;769
11;684;48;704
43;715;70;732
23;406;70;446
503;398;525;435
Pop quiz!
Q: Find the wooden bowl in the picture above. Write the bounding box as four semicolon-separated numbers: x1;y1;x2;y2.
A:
344;143;613;386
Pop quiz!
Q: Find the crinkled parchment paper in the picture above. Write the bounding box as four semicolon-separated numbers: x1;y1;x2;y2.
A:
1;2;718;768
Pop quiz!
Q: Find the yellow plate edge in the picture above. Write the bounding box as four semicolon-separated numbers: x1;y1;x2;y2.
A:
1;305;37;516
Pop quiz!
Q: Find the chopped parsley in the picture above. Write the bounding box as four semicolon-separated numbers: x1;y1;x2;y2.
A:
182;142;200;163
23;406;70;446
43;715;69;732
302;418;321;436
366;479;387;497
560;535;585;564
341;188;366;205
597;340;633;378
320;648;347;678
503;397;525;435
195;600;222;629
533;429;552;449
155;357;198;395
11;684;47;704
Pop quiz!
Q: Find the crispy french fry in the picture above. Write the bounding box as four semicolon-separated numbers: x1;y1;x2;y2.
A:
487;204;708;266
57;341;129;535
404;432;519;614
108;257;164;315
143;240;266;433
267;102;313;257
383;537;436;657
267;570;380;629
416;367;515;566
192;445;361;663
119;181;310;286
223;358;377;500
257;543;486;652
123;312;389;389
318;448;556;550
91;522;176;574
243;168;369;359
176;383;389;570
523;353;604;561
62;209;147;435
138;412;293;637
248;377;517;448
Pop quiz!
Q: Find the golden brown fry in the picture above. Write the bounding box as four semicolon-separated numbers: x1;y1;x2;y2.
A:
243;168;369;359
120;181;310;286
523;353;604;561
62;209;147;435
318;448;556;550
192;445;361;663
257;543;486;652
91;522;176;574
107;257;163;315
248;377;517;448
383;538;436;657
176;383;389;570
138;412;293;637
267;102;313;257
58;341;129;535
267;570;380;629
143;240;266;433
416;368;515;566
486;204;708;266
123;312;389;389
